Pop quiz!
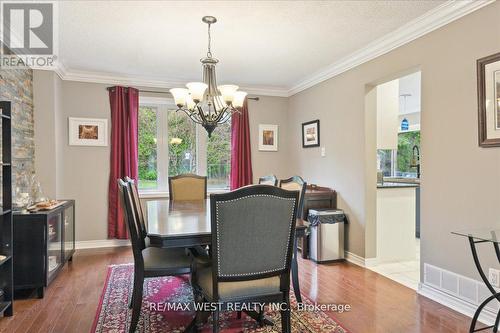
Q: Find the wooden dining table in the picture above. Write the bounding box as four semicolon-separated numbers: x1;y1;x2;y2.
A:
145;198;307;303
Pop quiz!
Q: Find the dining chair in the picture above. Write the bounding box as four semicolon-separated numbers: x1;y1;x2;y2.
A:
258;174;278;186
117;179;193;333
279;176;307;217
125;177;149;248
168;173;207;201
192;185;299;333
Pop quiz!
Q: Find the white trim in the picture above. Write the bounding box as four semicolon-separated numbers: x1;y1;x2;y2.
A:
345;251;366;267
53;65;289;97
364;257;379;268
418;282;496;326
345;251;379;267
288;0;495;96
75;239;130;249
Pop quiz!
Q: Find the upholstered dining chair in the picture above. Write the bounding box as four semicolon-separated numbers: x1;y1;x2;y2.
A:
258;174;278;186
168;174;207;201
192;185;299;333
125;177;149;248
117;179;193;333
279;176;307;217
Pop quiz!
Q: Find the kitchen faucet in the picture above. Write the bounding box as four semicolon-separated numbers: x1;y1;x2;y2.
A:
410;145;420;178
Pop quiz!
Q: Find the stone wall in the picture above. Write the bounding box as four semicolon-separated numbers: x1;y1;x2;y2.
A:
0;64;35;201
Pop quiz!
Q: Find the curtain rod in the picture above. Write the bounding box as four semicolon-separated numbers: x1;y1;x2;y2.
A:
106;87;259;101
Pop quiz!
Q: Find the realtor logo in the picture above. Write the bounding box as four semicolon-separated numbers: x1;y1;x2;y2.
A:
1;1;57;68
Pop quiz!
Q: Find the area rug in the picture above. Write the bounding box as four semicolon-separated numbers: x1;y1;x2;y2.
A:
92;264;347;333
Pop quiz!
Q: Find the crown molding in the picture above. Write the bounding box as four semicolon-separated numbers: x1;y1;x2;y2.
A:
51;64;290;97
288;0;495;96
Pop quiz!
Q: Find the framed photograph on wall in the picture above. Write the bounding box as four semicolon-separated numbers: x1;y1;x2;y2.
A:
258;124;278;151
302;119;320;148
68;117;108;146
478;52;500;147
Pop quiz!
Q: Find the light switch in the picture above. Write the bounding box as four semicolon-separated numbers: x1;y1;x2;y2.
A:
321;147;326;157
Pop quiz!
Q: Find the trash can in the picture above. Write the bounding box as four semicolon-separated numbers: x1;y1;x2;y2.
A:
308;209;347;263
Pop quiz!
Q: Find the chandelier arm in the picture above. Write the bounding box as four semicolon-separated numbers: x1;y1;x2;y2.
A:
219;111;232;124
212;106;228;123
178;108;201;124
196;105;209;124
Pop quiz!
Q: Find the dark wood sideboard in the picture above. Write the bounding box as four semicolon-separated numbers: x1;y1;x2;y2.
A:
299;185;337;259
13;200;75;298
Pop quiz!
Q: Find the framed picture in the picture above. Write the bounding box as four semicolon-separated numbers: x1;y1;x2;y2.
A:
258;124;278;151
478;52;500;147
302;120;320;148
68;117;108;146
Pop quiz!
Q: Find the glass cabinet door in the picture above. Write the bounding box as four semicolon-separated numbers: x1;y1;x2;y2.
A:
63;205;74;261
47;213;62;281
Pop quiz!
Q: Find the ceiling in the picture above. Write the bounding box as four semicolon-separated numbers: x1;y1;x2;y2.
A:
58;1;447;92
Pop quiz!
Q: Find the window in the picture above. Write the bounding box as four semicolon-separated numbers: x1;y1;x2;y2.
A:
377;131;420;178
207;120;231;189
138;105;158;189
138;97;231;192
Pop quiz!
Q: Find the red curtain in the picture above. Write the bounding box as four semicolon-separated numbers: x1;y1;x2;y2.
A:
230;99;253;190
107;86;139;239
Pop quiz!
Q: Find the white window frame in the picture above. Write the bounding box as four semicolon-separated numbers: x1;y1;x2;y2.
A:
137;96;229;198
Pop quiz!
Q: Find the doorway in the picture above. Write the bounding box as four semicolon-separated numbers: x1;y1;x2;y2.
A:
368;71;421;290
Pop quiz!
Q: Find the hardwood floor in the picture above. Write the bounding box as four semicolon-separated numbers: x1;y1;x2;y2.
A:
0;247;474;333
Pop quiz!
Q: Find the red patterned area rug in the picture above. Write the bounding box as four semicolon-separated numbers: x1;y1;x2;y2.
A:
91;264;347;333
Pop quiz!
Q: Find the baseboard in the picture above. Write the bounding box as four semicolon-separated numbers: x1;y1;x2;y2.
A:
364;257;379;267
344;251;366;267
344;251;379;267
418;282;496;326
75;239;130;249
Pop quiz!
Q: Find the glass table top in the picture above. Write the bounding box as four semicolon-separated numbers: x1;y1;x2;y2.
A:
452;228;500;243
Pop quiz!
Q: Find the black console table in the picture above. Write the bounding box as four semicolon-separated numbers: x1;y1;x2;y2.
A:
452;229;500;333
13;200;75;298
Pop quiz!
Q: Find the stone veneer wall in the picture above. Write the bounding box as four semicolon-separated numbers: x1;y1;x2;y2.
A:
0;64;35;201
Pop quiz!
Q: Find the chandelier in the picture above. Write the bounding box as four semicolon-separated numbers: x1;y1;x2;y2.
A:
169;16;247;137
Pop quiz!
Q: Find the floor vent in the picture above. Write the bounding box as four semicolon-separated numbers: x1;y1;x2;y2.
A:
421;263;499;321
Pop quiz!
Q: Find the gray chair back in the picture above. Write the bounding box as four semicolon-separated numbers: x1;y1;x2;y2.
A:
210;185;299;281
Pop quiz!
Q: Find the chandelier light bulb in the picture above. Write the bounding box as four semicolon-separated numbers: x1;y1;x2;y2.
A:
169;88;189;107
186;95;196;110
218;85;239;105
186;82;208;103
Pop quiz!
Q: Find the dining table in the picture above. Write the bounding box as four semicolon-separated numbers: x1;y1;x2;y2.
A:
145;198;308;303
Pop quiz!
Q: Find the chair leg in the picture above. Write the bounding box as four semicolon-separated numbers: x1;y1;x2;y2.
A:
280;294;291;333
129;272;140;309
237;311;242;319
212;309;219;333
258;309;265;327
129;274;144;333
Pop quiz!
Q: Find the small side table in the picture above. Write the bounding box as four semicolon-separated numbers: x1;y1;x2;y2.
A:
452;229;500;333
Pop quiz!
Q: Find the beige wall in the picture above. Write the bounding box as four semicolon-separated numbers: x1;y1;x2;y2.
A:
248;96;290;182
33;78;290;241
286;1;500;280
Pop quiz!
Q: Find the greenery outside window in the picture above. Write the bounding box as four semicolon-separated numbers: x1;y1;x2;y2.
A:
377;131;420;178
138;96;231;192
